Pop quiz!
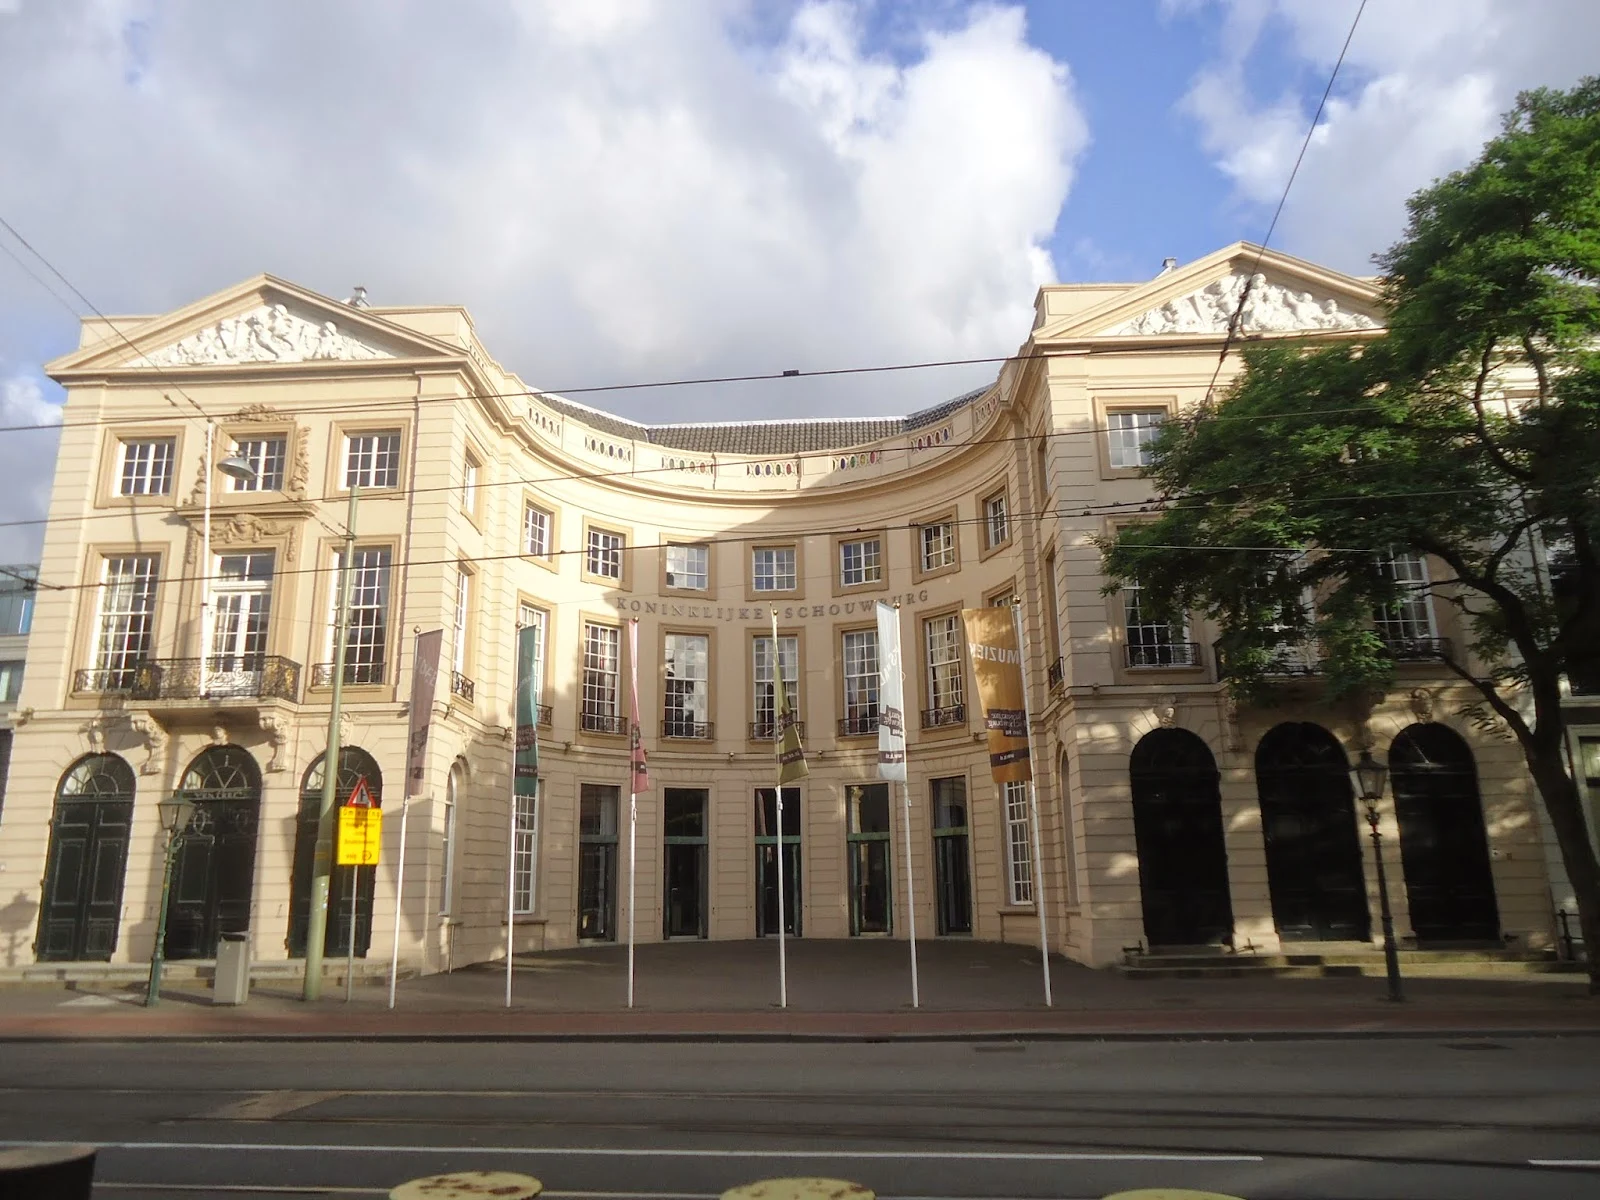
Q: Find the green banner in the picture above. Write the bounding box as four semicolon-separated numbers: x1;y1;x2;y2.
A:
514;624;540;796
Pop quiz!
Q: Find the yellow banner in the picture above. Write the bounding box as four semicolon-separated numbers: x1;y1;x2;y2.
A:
336;805;383;866
961;606;1033;784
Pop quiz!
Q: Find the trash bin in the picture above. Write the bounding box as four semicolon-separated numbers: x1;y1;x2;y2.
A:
213;930;251;1005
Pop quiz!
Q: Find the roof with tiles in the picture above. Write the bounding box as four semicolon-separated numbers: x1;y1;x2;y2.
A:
537;385;990;456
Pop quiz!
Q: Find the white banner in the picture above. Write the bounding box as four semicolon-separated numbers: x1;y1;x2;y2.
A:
876;601;906;781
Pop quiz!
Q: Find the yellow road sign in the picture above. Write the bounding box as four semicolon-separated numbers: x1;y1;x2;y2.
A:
336;804;382;866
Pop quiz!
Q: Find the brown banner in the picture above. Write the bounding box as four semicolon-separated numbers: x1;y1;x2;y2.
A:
405;629;444;797
961;607;1032;784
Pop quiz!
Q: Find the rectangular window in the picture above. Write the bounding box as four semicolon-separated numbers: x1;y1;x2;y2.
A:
586;527;623;580
1003;779;1033;905
0;568;35;636
228;436;286;492
517;603;548;700
512;780;539;915
1106;409;1166;470
118;438;175;496
983;491;1009;549
753;546;796;592
93;554;159;688
581;622;621;732
839;538;882;588
0;660;23;703
452;569;471;675
920;521;955;572
440;770;460;916
461;458;479;514
663;633;710;737
343;431;401;489
1375;550;1436;644
1123;579;1192;667
923;614;963;719
523;504;552;558
753;635;799;737
665;543;709;591
328;547;391;684
209;552;273;682
842;628;879;734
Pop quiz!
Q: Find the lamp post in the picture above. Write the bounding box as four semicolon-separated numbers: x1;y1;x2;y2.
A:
145;794;197;1007
198;425;259;698
1351;749;1403;1002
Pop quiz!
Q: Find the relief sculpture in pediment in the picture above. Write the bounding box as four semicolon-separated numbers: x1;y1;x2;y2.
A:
144;303;394;366
1107;272;1380;336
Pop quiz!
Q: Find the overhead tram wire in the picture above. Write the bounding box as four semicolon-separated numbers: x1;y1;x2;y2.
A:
1201;0;1368;407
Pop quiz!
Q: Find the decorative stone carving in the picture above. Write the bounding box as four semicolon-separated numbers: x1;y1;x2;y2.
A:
1154;694;1178;728
1106;273;1381;337
233;403;279;422
143;303;394;367
212;514;289;548
187;448;208;506
211;721;228;746
286;429;310;500
81;718;107;753
258;713;288;772
1409;687;1436;723
1219;691;1241;752
337;708;353;748
128;713;168;776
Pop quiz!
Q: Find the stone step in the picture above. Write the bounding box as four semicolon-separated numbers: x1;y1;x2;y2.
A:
0;959;408;988
1128;948;1558;969
1119;958;1583;980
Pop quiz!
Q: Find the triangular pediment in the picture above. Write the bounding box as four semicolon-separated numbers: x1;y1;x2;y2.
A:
1035;244;1386;342
48;274;459;375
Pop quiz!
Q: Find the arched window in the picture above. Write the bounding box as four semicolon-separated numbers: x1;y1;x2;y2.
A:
58;753;136;800
163;746;262;961
1129;729;1232;945
38;754;136;961
288;747;384;959
178;744;261;797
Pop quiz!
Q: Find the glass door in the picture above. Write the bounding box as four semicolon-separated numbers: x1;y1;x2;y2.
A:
209;552;273;697
663;788;708;938
931;776;972;935
755;787;801;937
578;784;618;941
848;784;892;935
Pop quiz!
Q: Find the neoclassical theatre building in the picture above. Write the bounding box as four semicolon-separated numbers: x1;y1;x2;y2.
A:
5;242;1586;979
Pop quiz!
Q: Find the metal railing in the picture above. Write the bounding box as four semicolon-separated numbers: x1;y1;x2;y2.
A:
580;711;627;735
74;657;301;702
921;703;966;729
450;672;476;703
1125;641;1203;669
1214;640;1323;681
1382;635;1453;663
838;712;878;737
311;660;385;687
537;703;553;727
749;719;805;741
1047;658;1064;690
661;717;714;740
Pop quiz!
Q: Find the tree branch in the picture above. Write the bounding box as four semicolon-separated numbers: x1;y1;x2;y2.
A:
1439;653;1535;747
1468;339;1534;481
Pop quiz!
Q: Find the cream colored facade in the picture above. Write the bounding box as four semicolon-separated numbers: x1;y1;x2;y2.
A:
0;243;1572;977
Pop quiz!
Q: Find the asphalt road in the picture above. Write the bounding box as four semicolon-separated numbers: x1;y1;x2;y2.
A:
0;1036;1596;1200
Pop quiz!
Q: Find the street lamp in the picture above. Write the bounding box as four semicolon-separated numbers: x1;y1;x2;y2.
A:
198;428;259;698
146;794;197;1007
1351;749;1403;1002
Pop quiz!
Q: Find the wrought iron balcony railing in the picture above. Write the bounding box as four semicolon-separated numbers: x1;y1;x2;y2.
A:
1125;641;1203;669
1047;657;1064;691
921;703;966;729
581;710;627;735
1382;635;1453;663
311;660;385;688
74;656;301;702
838;712;878;737
1214;640;1322;681
450;671;476;703
537;703;553;727
661;717;714;740
749;719;806;741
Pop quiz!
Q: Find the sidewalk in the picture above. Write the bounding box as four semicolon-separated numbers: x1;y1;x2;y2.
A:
4;939;1595;1040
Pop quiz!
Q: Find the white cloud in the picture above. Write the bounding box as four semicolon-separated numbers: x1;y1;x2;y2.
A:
1177;0;1600;273
0;373;62;563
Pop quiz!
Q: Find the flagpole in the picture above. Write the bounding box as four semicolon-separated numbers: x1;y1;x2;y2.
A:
627;790;637;1008
505;757;516;1009
625;618;647;1011
387;791;409;1010
894;604;920;1009
770;609;788;1009
1011;601;1053;1008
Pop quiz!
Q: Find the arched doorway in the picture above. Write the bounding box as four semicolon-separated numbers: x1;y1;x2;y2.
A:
1256;723;1370;942
1129;729;1233;946
1390;723;1500;943
165;745;262;959
37;754;136;961
288;747;382;958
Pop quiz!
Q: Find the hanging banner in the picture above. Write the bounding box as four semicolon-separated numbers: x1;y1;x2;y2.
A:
771;609;809;784
405;630;444;797
961;606;1033;784
627;618;651;793
513;624;541;797
875;601;906;781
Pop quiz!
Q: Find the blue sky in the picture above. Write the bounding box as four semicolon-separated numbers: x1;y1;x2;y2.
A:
0;0;1595;559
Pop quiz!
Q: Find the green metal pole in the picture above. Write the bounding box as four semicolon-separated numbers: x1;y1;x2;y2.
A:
303;485;358;1001
145;831;178;1007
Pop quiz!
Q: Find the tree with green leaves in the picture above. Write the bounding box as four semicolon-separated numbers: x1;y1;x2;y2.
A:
1101;79;1600;992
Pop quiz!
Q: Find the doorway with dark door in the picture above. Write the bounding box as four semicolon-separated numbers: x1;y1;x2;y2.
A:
36;754;136;962
848;783;892;935
663;787;708;939
755;786;801;937
287;747;383;958
578;783;619;942
1390;723;1501;943
165;745;261;960
931;775;972;935
1256;722;1371;942
1129;728;1234;946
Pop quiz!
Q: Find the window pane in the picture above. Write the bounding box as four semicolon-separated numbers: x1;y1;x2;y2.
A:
755;787;801;837
921;522;954;571
753;635;799;729
666;544;708;590
984;493;1009;547
839;538;881;587
587;528;623;579
95;555;159;683
582;623;620;721
843;629;879;724
330;547;390;682
1106;410;1165;470
664;633;709;730
118;439;175;496
849;783;890;834
753;547;796;591
523;505;551;557
513;783;539;914
924;614;963;710
931;775;967;830
664;788;707;838
345;432;401;489
580;784;619;837
1004;779;1033;905
229;437;286;491
1375;551;1435;641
